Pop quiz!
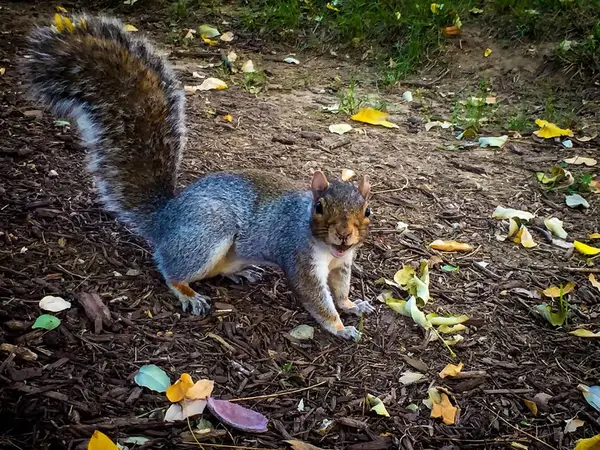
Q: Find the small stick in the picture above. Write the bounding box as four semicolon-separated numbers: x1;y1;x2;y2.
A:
329;137;352;150
372;174;409;195
565;267;600;273
452;370;488;379
482;388;535;395
229;380;327;402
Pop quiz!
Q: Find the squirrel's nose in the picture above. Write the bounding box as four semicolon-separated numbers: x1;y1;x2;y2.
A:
336;230;351;241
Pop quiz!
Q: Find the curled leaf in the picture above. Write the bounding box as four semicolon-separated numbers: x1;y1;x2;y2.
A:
329;123;352;135
439;362;463;378
207;397;269;432
166;373;194;402
534;119;573;138
164;399;207;422
32;314;61;330
283;57;300;64
39;296;71;312
198;24;220;38
479;135;507;148
492;206;534;221
544;217;567;239
574;434;600;450
574;241;600;256
393;265;415;286
406;296;431;329
578;384;600;413
198;78;228;91
220;31;234;42
437;324;467;334
542;282;575;297
429;239;473;252
563;156;597;166
400;371;426;385
514;225;537;248
425;120;452;131
134;365;171;393
341;169;355;181
564;418;585;434
289;324;314;340
523;399;538;416
186;379;215;400
430;392;458;425
242;60;255;73
590;274;600;292
484;48;492;57
427;314;469;326
366;394;390;417
569;329;600;338
88;430;118;450
124;24;138;32
565;193;589;209
351;108;399;129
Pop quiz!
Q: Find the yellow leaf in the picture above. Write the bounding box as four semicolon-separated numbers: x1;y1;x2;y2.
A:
202;35;219;46
574;241;600;256
326;3;339;11
166;373;194;402
542;281;575;297
427;314;469;326
507;218;519;237
185;379;214;400
124;24;138;32
431;393;457;425
511;443;528;450
514;225;537;248
569;328;600;338
87;430;118;450
437;324;467;334
198;78;228;91
429;239;473;252
54;13;64;32
523;399;538;416
590;274;600;292
351;108;399;129
484;48;492;57
222;114;233;122
574;434;600;450
0;68;5;76
439;362;464;378
341;169;355;181
55;5;68;13
430;3;442;14
534;119;573;139
393;265;415;286
589;233;600;239
366;394;390;417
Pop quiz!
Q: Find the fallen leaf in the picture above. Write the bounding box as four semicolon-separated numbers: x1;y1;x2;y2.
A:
121;436;151;445
578;384;600;412
535;300;568;326
222;114;233;123
492;206;534;221
510;443;528;450
589;233;600;239
406;403;420;412
326;2;339;11
574;435;600;450
283;57;300;64
534;119;573;138
439;362;464;378
437;324;467;333
285;440;326;450
406;296;431;329
427;314;469;326
484;48;492;57
39;296;71;312
431;392;457;425
207;397;269;432
564;418;585;434
429;239;473;252
202;36;219;46
542;281;575;297
32;314;61;330
563;156;597;166
329;123;352;135
0;68;5;76
514;225;537;248
198;78;228;91
341;169;355;181
220;31;234;42
88;430;118;450
164;398;207;422
186;379;215;400
425;120;452;131
563;139;573;148
400;371;426;385
441;264;459;272
351;108;399;129
198;24;220;38
536;166;575;187
569;328;600;338
241;60;255;73
124;24;138;32
443;25;461;36
523;399;538;416
443;334;464;346
393;265;415;286
574;241;600;256
590;274;600;291
479;135;508;148
366;394;390;417
544;217;567;239
566;193;589;209
289;324;314;340
183;28;196;40
167;373;195;402
134;365;171;393
402;91;413;102
227;51;238;63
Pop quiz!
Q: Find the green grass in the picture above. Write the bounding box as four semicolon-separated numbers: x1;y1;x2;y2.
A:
237;0;600;82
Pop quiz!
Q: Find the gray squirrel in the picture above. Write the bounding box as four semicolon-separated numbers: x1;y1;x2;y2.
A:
23;14;375;340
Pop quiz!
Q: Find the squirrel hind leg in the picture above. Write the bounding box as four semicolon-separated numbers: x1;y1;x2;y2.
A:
169;282;211;316
223;266;265;284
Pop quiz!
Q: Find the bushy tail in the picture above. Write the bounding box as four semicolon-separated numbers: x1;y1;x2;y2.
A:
22;14;185;230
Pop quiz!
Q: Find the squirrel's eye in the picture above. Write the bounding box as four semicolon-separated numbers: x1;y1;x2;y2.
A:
315;200;324;215
365;207;371;217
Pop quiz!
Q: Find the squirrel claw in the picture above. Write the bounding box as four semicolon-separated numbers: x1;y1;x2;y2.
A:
180;294;211;316
348;299;376;316
336;325;361;341
225;267;264;284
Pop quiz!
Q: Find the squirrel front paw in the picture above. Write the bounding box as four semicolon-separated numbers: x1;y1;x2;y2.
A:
180;294;211;316
347;299;376;316
336;325;361;341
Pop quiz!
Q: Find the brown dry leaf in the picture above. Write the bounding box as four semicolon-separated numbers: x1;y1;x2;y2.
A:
431;393;457;425
590;274;600;292
542;281;575;297
429;239;473;252
523;399;538;416
439;362;464;378
285;439;326;450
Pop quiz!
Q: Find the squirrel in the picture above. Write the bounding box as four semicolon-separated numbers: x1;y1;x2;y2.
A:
22;14;375;340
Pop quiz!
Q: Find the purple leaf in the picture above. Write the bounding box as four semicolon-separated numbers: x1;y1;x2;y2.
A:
207;397;268;433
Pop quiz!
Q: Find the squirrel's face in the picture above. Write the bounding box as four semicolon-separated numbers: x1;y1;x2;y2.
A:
309;171;371;258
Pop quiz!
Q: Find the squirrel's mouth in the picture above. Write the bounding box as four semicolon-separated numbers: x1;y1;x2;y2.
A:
330;244;351;258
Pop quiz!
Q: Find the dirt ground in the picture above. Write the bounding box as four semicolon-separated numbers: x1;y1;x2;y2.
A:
0;1;599;449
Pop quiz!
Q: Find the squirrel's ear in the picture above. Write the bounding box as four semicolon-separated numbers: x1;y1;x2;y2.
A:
358;175;371;199
311;170;329;192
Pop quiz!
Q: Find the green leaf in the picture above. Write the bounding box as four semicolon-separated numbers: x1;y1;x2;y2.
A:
32;314;61;330
535;293;569;326
441;264;459;272
198;24;220;38
134;364;171;392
